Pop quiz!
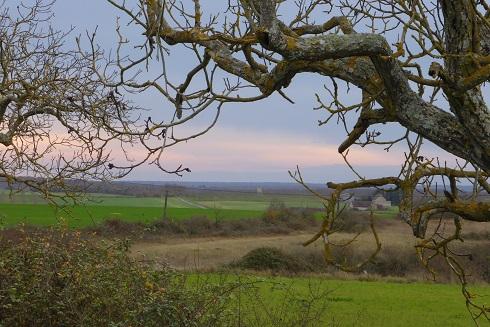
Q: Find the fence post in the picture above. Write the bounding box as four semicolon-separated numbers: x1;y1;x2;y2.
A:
163;190;169;220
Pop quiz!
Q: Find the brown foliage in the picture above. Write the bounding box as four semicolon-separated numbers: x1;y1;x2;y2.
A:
88;202;320;239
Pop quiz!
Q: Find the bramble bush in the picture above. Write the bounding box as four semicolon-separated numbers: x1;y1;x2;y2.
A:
89;200;320;238
0;228;332;326
0;229;237;326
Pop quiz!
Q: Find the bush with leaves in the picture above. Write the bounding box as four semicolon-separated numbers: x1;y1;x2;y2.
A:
230;247;314;274
0;229;238;326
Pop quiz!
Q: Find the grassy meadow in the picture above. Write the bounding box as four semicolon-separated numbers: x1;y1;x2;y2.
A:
0;203;264;228
0;190;266;227
191;274;489;327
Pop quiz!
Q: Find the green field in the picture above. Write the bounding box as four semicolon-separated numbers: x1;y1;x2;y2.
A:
0;190;200;208
194;274;489;327
0;190;326;210
0;203;262;228
195;195;325;210
0;190;399;228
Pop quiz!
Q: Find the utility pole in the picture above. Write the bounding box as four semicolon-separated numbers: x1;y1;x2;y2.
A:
163;190;169;220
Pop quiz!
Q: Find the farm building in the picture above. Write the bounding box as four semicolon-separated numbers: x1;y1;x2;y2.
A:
347;193;392;211
371;194;392;210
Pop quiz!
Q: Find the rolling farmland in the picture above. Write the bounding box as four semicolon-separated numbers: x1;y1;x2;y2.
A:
0;203;262;228
0;188;399;228
1;188;486;327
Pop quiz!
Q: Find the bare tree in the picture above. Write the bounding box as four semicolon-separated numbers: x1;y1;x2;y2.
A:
103;0;490;222
0;0;194;202
102;0;490;322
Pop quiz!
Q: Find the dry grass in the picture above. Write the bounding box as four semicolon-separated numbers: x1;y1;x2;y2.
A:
130;218;490;283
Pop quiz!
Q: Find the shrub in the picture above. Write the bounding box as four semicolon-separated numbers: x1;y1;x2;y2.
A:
365;246;420;277
98;218;144;235
0;229;237;326
89;207;320;239
230;247;313;273
262;200;316;226
0;229;331;327
464;243;490;283
334;210;372;233
262;199;289;222
230;243;490;283
180;216;214;235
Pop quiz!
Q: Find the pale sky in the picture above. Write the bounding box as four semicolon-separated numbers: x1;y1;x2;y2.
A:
44;1;458;183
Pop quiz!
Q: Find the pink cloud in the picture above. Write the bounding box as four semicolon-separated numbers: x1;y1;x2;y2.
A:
160;127;405;172
23;125;458;180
